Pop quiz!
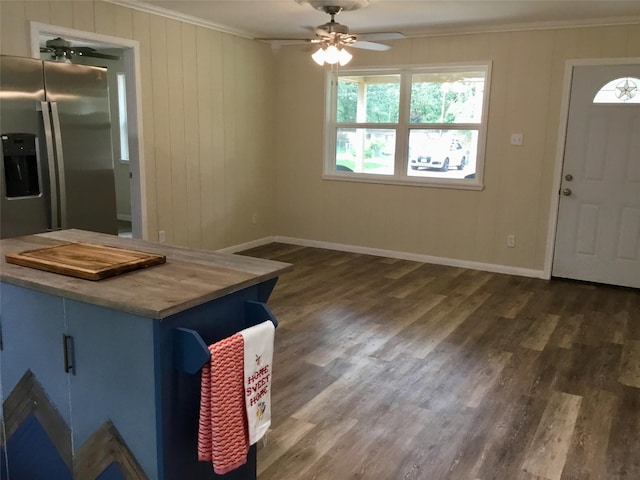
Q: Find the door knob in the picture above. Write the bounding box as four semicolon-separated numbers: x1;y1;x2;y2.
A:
562;188;572;196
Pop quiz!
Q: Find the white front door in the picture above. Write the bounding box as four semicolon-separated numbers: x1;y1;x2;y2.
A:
553;64;640;288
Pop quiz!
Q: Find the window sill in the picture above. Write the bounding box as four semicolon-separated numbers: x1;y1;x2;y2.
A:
322;173;485;190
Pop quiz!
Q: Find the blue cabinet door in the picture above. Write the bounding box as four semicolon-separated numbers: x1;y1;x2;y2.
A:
65;300;158;480
0;284;73;479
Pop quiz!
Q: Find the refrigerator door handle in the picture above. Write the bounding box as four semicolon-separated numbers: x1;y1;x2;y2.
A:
50;102;68;229
41;101;59;231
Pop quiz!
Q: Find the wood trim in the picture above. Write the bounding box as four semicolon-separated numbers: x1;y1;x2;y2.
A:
73;420;148;480
1;370;148;479
0;369;72;470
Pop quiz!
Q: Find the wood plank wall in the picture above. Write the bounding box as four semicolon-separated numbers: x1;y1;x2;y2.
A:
0;0;277;249
1;1;639;273
273;23;640;272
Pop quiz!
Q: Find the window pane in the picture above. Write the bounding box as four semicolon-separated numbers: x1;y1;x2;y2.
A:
337;75;401;123
593;77;640;104
407;129;478;179
117;73;130;161
335;128;396;175
410;71;485;124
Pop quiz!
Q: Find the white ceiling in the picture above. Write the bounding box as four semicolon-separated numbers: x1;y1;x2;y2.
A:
123;0;640;40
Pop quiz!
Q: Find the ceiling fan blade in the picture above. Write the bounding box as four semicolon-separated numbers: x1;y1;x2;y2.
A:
350;40;391;51
315;27;332;38
356;32;405;42
40;47;53;53
257;37;309;42
256;38;316;48
75;48;120;60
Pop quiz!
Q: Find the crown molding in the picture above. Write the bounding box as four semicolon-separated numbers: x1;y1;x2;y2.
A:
105;0;640;41
104;0;254;39
402;15;640;39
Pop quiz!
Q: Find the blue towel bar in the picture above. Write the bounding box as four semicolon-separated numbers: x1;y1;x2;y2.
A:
172;300;278;374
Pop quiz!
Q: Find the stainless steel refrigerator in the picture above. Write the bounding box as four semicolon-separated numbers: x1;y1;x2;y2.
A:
0;55;117;239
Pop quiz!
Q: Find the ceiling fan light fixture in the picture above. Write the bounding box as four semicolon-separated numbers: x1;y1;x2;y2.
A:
311;46;327;65
324;44;341;64
311;44;352;66
301;0;370;12
338;47;352;66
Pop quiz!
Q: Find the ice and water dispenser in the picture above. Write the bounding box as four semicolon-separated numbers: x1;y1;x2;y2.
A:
2;133;41;198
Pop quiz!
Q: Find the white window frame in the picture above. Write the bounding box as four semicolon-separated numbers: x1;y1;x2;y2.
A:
322;62;492;190
117;72;130;163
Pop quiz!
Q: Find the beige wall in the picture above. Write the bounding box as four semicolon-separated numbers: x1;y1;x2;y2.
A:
273;25;640;271
0;0;278;249
2;1;639;271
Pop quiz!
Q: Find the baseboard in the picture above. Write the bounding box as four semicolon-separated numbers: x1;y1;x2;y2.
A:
216;236;276;254
273;236;547;279
117;214;132;222
217;235;546;279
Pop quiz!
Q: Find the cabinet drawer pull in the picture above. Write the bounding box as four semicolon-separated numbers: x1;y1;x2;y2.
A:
63;334;75;374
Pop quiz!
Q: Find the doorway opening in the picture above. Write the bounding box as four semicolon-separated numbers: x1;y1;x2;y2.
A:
29;21;146;240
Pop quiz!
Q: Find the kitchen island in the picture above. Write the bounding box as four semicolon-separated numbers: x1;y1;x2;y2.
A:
0;229;291;480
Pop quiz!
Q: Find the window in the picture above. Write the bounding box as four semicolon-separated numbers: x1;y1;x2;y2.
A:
324;63;491;189
117;73;130;162
593;77;639;104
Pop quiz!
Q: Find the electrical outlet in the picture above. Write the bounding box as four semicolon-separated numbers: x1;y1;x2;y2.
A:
507;234;516;248
510;133;524;146
159;230;166;243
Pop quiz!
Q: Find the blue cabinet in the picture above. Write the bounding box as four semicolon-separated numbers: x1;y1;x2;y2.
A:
0;230;290;480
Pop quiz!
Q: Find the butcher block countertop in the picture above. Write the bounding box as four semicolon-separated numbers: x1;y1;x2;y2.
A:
0;229;292;319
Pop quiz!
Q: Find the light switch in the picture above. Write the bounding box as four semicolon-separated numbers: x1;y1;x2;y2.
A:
510;133;524;146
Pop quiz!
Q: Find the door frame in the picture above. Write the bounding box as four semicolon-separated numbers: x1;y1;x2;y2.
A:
543;56;640;280
29;21;147;240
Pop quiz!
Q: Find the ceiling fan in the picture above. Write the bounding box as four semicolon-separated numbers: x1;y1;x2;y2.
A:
40;37;120;63
263;0;405;66
310;5;403;51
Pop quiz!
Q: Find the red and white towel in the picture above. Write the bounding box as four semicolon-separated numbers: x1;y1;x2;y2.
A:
197;333;249;475
197;321;275;473
240;321;275;445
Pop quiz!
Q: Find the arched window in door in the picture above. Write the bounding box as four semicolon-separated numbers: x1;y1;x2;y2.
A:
593;77;639;104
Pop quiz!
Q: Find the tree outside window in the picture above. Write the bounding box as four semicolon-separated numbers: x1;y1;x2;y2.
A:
326;64;491;189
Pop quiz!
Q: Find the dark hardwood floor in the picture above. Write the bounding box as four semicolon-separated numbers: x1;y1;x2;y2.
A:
239;243;640;480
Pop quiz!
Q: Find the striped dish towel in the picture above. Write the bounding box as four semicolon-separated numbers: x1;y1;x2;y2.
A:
198;333;249;474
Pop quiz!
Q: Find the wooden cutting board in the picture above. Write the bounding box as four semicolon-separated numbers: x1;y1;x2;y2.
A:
5;242;166;280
